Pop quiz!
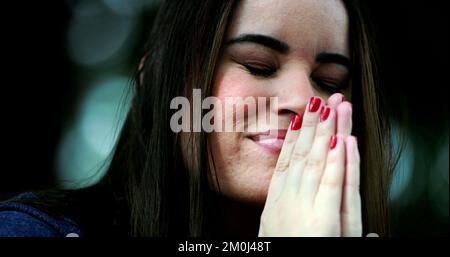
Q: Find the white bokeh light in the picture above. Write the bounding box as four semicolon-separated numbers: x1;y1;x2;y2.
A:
66;0;137;66
56;76;131;188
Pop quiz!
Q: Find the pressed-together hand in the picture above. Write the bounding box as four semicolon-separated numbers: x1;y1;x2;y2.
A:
259;93;362;237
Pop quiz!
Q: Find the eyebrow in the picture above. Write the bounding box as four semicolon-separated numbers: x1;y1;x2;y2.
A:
226;34;289;54
316;52;351;70
227;33;351;70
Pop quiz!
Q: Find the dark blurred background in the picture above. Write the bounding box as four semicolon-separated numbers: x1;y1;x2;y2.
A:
0;1;448;236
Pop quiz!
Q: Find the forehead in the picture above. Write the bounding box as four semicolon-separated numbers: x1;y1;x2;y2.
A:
227;0;349;58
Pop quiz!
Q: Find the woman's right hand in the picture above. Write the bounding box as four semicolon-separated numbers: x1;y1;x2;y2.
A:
258;93;362;237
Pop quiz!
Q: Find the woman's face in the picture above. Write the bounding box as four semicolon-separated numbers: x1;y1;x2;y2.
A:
209;0;350;206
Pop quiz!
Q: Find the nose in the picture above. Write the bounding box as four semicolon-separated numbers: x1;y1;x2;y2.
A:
274;68;315;119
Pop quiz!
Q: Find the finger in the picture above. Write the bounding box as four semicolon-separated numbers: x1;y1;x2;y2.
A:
336;101;352;136
294;106;336;206
274;114;303;173
314;135;345;215
326;93;345;109
285;97;323;194
266;114;303;204
341;136;362;237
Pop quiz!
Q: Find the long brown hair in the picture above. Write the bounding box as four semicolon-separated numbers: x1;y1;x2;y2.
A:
345;0;395;236
102;0;236;236
12;0;395;237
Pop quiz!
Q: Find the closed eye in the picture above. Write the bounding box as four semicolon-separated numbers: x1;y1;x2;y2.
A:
312;78;346;93
242;64;276;78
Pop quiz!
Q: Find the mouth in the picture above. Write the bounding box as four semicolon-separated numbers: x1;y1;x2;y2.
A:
248;129;287;154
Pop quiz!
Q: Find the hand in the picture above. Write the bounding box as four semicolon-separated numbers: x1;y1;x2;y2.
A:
259;93;362;237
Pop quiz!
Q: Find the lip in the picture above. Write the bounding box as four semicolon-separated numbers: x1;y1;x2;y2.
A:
248;129;287;154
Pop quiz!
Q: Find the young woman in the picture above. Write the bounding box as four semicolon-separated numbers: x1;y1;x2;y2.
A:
0;0;394;237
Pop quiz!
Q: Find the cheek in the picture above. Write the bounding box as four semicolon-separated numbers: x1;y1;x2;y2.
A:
209;131;274;204
213;68;262;98
212;68;273;127
207;132;241;191
208;66;277;205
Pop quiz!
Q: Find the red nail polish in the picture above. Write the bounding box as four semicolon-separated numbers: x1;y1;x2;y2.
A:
309;97;321;113
329;135;338;150
320;106;330;122
291;114;303;130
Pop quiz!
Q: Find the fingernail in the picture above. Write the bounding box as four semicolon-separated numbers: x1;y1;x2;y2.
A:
308;97;321;113
320;106;331;122
329;135;338;150
291;114;303;131
341;95;345;102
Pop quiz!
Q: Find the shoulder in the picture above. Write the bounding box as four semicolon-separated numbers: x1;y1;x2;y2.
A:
0;192;82;237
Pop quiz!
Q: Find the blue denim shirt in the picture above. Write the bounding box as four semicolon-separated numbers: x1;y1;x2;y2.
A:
0;193;82;237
